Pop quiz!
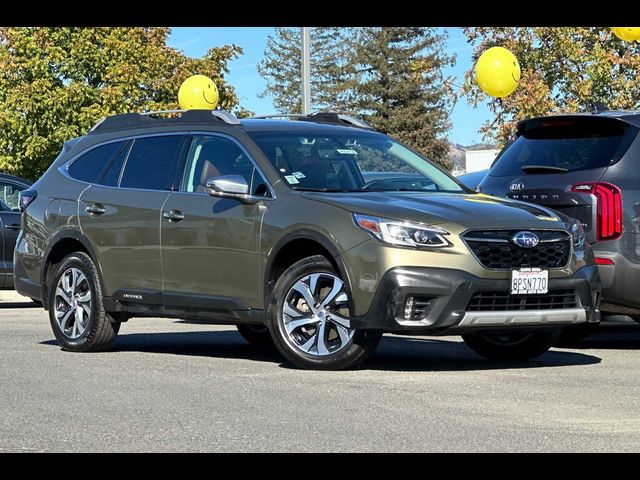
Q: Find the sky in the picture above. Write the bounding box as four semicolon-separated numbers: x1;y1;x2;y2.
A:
168;27;493;147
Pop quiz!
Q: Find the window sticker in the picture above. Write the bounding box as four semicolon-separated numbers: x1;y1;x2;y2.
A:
337;148;358;155
292;171;306;179
284;175;300;184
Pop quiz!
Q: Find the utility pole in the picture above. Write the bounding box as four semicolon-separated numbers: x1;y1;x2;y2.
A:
301;27;311;115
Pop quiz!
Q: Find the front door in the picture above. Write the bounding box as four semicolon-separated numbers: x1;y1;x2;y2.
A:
161;134;272;310
78;135;186;300
0;180;27;287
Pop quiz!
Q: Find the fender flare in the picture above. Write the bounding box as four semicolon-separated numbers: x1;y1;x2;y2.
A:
263;229;354;309
40;228;103;303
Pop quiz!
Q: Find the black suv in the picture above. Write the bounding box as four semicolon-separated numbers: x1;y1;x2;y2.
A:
480;111;640;320
1;173;31;290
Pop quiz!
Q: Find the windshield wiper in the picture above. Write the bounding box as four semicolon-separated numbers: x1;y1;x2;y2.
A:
521;165;569;174
290;187;348;192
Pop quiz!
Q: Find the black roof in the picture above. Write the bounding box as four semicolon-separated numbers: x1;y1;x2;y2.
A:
88;110;373;136
0;173;31;186
518;110;640;129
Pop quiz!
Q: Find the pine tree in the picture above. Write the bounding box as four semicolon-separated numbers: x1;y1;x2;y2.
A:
258;27;356;114
351;27;456;168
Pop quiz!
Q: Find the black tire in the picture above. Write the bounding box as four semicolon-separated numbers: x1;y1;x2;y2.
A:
48;252;120;352
557;323;599;345
267;255;382;370
462;330;560;362
236;323;274;348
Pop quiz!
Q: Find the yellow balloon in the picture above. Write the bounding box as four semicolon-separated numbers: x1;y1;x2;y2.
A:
475;46;521;99
178;75;219;110
611;27;640;42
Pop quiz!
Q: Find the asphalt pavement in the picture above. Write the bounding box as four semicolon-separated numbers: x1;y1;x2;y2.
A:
1;291;639;452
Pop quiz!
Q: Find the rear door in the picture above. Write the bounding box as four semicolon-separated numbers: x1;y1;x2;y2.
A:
78;135;187;300
480;116;638;243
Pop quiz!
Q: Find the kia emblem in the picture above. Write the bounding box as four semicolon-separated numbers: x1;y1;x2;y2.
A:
510;180;525;192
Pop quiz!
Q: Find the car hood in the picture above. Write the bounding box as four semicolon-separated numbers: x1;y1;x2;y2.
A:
302;192;567;232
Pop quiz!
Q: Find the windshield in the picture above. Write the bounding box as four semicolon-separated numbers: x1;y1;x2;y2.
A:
490;117;638;176
248;131;464;193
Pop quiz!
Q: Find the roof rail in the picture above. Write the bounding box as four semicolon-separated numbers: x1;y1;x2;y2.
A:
250;112;372;129
88;109;241;134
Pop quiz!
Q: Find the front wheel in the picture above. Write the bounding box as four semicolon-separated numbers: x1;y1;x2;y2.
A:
462;330;560;361
267;255;382;370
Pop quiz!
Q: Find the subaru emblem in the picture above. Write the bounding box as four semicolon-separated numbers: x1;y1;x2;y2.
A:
510;180;525;192
512;231;539;248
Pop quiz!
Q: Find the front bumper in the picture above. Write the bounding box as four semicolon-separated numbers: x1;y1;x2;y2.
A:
349;265;601;334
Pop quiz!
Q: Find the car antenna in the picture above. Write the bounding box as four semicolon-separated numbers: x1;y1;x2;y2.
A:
591;101;608;114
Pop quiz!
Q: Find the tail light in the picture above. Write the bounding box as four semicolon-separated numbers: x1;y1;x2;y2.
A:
19;189;37;212
571;182;622;241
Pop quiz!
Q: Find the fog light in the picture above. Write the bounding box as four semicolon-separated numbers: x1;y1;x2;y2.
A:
404;296;415;320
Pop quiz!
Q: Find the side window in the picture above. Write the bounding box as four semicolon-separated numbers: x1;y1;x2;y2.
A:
0;182;25;211
99;141;131;187
181;135;270;196
68;142;124;183
120;136;185;191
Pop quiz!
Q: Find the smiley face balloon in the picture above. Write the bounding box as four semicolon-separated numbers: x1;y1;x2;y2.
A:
178;75;219;110
475;46;521;99
611;27;640;42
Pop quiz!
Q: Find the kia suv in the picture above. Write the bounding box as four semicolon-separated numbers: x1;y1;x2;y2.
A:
14;110;601;370
480;111;640;320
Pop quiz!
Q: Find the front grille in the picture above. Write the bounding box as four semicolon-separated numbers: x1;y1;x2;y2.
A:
467;289;578;312
463;230;571;269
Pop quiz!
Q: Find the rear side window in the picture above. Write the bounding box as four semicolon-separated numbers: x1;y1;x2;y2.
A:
68;142;124;183
490;117;638;176
120;136;185;191
100;141;131;187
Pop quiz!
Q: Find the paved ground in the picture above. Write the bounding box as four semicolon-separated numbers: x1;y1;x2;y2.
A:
1;290;639;452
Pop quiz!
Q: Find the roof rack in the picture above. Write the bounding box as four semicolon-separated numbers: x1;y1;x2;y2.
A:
250;112;372;129
89;109;241;134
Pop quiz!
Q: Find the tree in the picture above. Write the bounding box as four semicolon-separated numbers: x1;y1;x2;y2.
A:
463;27;640;144
0;27;246;179
258;27;356;114
351;27;456;169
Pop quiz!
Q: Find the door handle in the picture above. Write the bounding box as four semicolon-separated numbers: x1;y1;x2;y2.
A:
5;223;21;230
163;210;185;222
85;205;106;216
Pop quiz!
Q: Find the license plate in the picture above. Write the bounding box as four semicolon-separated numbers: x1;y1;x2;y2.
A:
511;268;548;295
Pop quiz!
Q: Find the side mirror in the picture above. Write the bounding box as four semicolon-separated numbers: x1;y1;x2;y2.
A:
205;175;256;203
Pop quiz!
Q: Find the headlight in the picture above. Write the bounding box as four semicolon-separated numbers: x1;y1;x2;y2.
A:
569;218;586;249
353;214;451;248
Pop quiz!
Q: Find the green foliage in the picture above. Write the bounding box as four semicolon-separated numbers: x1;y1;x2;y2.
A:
258;27;355;114
0;27;245;179
258;27;456;169
463;27;640;145
350;28;456;169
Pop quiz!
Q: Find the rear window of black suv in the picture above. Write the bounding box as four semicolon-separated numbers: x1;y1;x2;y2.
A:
490;116;638;176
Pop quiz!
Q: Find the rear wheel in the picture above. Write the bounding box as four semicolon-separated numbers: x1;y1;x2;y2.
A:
236;324;274;348
48;252;120;352
267;255;382;370
462;330;560;361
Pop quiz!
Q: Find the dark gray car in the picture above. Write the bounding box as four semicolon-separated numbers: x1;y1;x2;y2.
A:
0;173;31;289
480;111;640;319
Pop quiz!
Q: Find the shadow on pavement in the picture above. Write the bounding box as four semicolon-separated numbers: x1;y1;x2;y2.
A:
558;322;640;351
40;329;601;372
0;301;41;309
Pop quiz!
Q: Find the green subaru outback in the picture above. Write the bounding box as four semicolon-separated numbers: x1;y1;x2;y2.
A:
14;110;601;370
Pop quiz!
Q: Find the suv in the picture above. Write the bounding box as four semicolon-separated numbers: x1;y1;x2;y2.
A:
479;111;640;320
14;110;601;370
